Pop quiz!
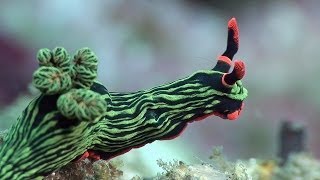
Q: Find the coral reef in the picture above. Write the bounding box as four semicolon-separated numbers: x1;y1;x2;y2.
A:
2;130;320;179
0;18;248;179
44;159;124;180
155;147;252;180
155;147;320;180
156;159;226;180
273;153;320;179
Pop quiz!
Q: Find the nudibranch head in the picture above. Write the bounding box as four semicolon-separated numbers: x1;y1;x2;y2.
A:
209;18;247;120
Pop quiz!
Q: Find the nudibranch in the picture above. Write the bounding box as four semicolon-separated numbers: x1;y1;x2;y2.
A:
0;18;248;179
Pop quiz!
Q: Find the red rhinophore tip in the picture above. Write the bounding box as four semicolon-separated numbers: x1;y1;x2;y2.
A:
222;60;246;87
228;17;239;47
234;60;245;80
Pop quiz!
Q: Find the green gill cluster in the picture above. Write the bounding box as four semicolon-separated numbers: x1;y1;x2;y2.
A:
33;47;108;121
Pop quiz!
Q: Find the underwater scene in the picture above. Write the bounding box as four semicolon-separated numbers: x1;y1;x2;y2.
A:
0;1;319;179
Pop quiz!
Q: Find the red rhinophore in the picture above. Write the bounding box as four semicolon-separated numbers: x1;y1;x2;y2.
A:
228;18;239;47
234;60;245;80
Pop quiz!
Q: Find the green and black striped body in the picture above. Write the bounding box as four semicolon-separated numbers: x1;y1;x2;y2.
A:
0;18;248;179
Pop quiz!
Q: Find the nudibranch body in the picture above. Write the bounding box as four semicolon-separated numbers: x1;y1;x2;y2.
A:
0;18;248;179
